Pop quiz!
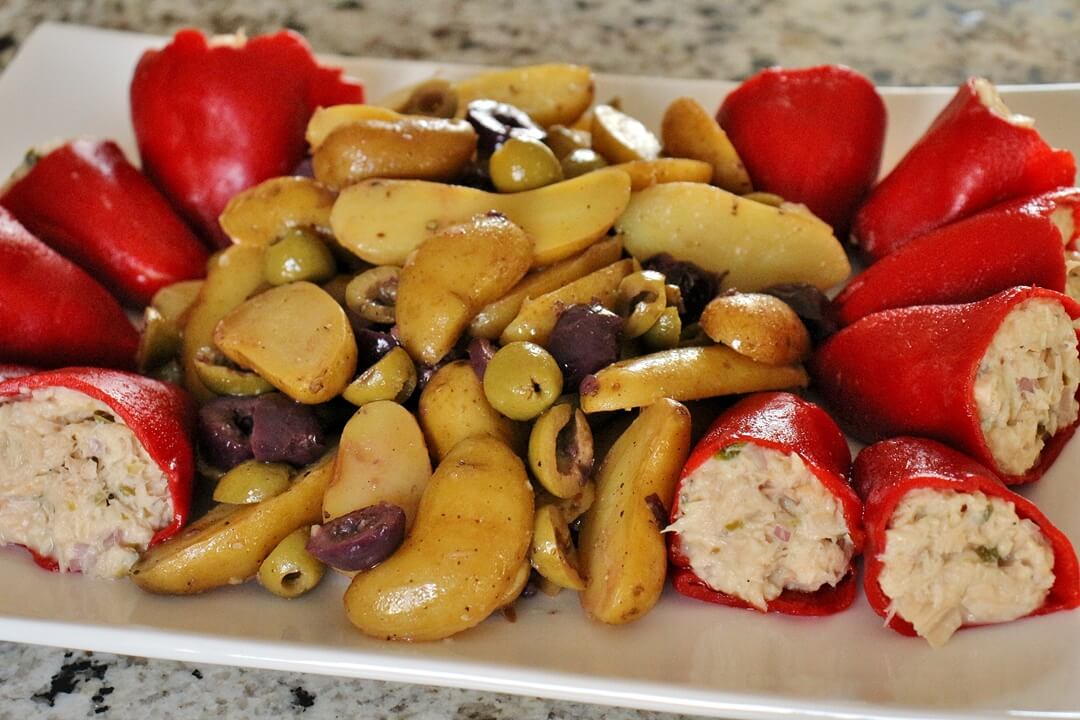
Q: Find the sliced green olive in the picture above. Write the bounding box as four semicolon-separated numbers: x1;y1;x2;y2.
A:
257;527;326;599
530;503;585;591
545;125;592;160
617;270;667;338
193;347;276;397
642;306;682;350
561;148;608;179
483;341;564;421
528;403;594;498
264;228;337;286
213;460;293;504
137;307;182;373
345;265;400;324
489;137;564;193
342;347;417;406
399;78;458;118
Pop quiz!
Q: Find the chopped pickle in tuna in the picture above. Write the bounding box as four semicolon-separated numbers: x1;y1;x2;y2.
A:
0;387;173;578
878;488;1055;648
666;442;853;610
974;297;1080;476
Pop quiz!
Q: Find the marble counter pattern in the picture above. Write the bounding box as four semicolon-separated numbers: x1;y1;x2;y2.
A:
0;1;1078;718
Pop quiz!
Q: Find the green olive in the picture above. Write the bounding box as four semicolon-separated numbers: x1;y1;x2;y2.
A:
642;306;682;350
342;347;417;406
136;307;182;373
263;228;337;286
489;137;564;193
617;270;667;338
192;347;276;397
528;403;594;498
148;359;184;385
560;148;609;179
483;341;564;421
345;265;400;324
400;78;458;118
213;460;293;504
545;125;592;160
257;527;325;599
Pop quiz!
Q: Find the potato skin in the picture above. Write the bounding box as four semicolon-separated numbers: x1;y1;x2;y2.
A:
130;453;336;594
343;436;535;641
418;361;524;461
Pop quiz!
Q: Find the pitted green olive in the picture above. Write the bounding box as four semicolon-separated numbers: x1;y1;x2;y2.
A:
642;306;682;350
264;228;337;286
345;265;400;324
489;137;564;193
257;527;326;598
137;307;182;373
192;347;276;397
399;78;458;118
617;270;667;338
214;460;293;504
560;148;608;178
342;347;417;406
545;125;592;160
530;503;585;591
528;404;594;498
483;341;564;421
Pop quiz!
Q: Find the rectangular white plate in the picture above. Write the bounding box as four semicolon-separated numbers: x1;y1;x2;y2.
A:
2;22;1080;720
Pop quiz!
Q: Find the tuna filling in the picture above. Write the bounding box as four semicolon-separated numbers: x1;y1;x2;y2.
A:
0;387;173;578
666;442;853;610
974;297;1080;476
878;488;1054;648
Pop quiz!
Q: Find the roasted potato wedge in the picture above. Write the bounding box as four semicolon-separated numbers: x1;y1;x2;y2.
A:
130;453;336;594
616;183;850;292
396;213;532;365
324;400;432;528
418;361;524;461
579;345;809;413
214;281;357;404
699;293;812;365
219;177;335;247
342;346;417;406
454;63;594;127
579;398;691;624
610;158;713;191
305;104;400;149
661;97;753;193
331;168;631;267
343;436;534;641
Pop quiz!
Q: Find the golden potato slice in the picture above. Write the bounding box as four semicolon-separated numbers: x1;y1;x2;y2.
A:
343;436;534;641
661;97;753;194
454;63;594;127
616;183;850;292
330;168;631;267
610;158;713;191
324;400;432;528
214;282;357;404
342;346;417;406
579;345;809;413
531;503;585;591
396;213;532;365
499;259;636;345
219;177;336;247
699;293;811;365
591;104;661;163
313;117;477;190
579;398;691;624
130;453;336;594
305;104;400;150
418;361;524;462
469;236;623;340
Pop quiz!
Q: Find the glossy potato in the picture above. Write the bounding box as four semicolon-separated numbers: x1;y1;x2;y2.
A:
396;213;533;364
330;168;631;267
661;97;753;193
699;292;812;365
305;104;400;149
343;436;535;641
609;158;713;191
324;401;432;528
130;453;336;594
219;177;336;247
616;183;851;291
579;345;809;413
453;63;594;127
579;398;691;624
418;361;524;461
214;281;357;404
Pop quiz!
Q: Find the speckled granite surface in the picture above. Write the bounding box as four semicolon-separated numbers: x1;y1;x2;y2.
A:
0;2;1078;719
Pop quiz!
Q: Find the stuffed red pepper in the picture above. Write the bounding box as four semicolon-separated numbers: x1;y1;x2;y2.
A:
0;368;195;578
813;286;1080;484
667;392;864;615
854;437;1080;647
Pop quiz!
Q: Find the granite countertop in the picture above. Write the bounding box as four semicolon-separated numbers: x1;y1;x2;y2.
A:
0;1;1077;718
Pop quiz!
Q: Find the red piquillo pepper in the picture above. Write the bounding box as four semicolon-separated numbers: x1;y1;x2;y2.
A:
853;437;1080;640
0;368;196;573
667;392;864;616
1;139;208;306
812;286;1080;484
130;29;365;247
717;64;886;235
0;207;138;369
834;201;1068;326
853;77;1075;261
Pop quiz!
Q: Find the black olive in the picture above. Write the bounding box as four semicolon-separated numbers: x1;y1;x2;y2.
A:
249;394;328;467
464;99;546;158
760;282;839;342
642;253;725;320
306;502;406;572
467;337;498;381
547;302;624;389
197;396;258;470
355;328;400;370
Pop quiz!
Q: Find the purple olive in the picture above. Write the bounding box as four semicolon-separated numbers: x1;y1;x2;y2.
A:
467;337;498;380
306;502;406;572
548;302;624;388
465;99;546;158
250;393;328;467
197;396;258;470
643;253;724;320
355;328;399;370
760;283;838;343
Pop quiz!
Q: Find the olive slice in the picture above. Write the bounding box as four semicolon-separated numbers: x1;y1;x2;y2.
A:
530;504;585;591
528;403;594;498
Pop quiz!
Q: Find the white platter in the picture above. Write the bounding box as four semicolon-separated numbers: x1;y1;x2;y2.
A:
2;22;1080;720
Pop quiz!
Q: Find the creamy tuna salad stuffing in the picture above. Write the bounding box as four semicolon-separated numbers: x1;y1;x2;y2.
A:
878;488;1054;648
666;442;853;610
0;387;173;578
1066;251;1080;303
974;297;1080;476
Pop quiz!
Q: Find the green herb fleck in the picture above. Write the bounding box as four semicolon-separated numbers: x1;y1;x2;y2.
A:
975;545;1001;564
23;149;40;168
983;504;994;522
93;410;116;423
715;443;746;460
